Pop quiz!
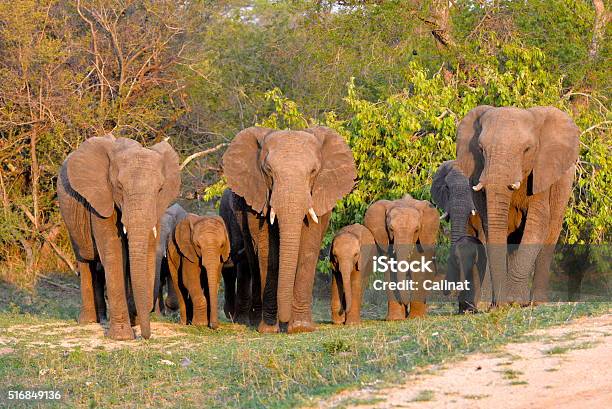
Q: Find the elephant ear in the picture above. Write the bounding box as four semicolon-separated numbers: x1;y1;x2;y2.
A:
357;226;376;273
66;134;116;218
214;216;231;262
430;160;454;213
150;140;181;218
306;126;357;216
528;107;580;195
174;216;197;263
456;105;494;183
222;127;274;214
417;202;441;246
363;200;392;248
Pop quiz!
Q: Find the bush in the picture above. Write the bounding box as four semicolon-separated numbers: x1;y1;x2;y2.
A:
205;45;611;247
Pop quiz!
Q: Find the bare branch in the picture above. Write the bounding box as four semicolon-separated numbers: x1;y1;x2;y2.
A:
180;143;228;170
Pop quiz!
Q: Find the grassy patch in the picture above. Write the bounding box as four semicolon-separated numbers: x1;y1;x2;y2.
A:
499;369;523;380
463;394;490;400
412;390;435;402
0;277;609;408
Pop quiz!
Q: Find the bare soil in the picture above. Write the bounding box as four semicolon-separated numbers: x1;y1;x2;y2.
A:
321;313;612;409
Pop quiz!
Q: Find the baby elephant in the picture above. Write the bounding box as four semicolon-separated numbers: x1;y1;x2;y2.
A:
446;236;487;313
330;224;375;325
167;214;230;328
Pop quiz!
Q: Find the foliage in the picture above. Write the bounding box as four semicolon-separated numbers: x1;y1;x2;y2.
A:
0;0;610;285
237;45;609;245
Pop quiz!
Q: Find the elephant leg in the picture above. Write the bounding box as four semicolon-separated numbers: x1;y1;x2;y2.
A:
222;265;236;320
93;262;107;322
168;248;187;325
345;268;363;325
330;271;345;325
182;260;208;326
532;171;572;303
288;215;330;334
236;259;254;325
408;261;429;319
242;213;261;327
507;192;550;304
96;226;133;340
258;220;278;331
78;260;98;324
386;299;406;320
163;259;178;311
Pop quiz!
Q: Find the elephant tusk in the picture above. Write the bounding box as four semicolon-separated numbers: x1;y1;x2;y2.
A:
439;212;448;220
510;181;521;190
123;226;127;235
472;182;484;191
471;209;477;216
153;226;157;238
308;208;319;224
270;208;276;225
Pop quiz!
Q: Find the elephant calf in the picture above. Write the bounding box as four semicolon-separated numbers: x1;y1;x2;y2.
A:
330;224;376;325
364;194;440;320
446;236;487;313
167;214;230;329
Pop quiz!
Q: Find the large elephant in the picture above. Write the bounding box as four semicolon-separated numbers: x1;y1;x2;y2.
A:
57;134;180;340
364;194;440;319
222;126;356;333
329;224;376;325
455;106;579;304
155;203;187;315
219;188;253;325
167;214;230;328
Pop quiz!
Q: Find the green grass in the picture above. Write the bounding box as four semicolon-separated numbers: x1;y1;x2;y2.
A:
0;276;610;408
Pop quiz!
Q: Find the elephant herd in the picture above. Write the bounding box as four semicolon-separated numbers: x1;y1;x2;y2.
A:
57;105;580;340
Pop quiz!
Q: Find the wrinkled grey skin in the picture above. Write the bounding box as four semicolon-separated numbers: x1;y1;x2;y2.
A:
155;203;187;314
431;160;488;310
446;236;487;313
219;189;253;324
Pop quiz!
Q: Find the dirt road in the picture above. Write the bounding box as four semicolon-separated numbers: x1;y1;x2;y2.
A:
321;313;612;409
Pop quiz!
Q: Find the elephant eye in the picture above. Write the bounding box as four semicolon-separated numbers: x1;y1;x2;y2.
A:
524;147;530;153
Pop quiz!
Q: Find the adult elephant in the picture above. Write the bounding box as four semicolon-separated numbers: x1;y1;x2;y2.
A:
222;126;356;333
455;106;579;304
364;194;440;319
57;134;180;340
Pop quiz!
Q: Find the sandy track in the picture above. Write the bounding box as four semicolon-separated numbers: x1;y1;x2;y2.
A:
321;313;612;409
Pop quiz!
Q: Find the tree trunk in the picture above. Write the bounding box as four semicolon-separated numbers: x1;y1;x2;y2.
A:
589;0;609;60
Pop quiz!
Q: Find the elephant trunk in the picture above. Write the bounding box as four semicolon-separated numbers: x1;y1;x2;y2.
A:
203;252;221;329
127;226;155;339
485;185;512;304
338;260;353;314
393;239;414;305
276;212;302;324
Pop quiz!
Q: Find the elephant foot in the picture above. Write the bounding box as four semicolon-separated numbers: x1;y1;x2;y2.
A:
209;321;219;330
192;317;209;327
408;301;427;318
223;303;234;320
234;312;251;326
78;309;98;324
287;320;316;334
257;322;279;334
458;301;477;314
107;322;135;340
165;296;179;311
